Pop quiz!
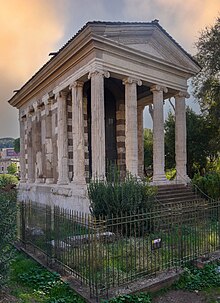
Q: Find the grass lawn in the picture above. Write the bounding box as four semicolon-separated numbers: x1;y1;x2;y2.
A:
2;249;85;303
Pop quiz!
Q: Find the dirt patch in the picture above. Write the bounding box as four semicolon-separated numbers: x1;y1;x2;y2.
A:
153;290;207;303
0;288;18;303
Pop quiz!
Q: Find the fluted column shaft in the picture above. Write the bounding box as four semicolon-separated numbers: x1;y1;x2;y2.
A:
151;85;167;183
89;70;110;179
71;81;86;184
27;108;35;183
56;91;69;185
175;91;190;182
137;105;145;177
19;115;26;182
44;97;54;184
123;77;142;176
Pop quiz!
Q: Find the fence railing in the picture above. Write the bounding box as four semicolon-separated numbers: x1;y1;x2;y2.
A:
18;200;220;301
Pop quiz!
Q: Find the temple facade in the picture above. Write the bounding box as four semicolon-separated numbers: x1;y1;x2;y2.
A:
9;21;200;212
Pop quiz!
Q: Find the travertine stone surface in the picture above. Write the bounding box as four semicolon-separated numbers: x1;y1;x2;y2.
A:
175;91;190;183
89;70;110;179
19;115;26;183
70;81;86;184
33;102;44;183
151;85;168;183
44;97;54;184
27;107;35;183
123;77;142;176
137;105;145;177
56;91;69;185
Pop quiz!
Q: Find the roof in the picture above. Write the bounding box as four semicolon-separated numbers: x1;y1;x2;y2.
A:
9;20;200;105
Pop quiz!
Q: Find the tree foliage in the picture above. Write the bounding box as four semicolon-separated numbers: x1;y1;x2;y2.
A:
193;15;220;150
14;138;20;153
0;174;18;189
7;163;17;175
0;190;17;288
0;138;14;149
144;128;153;174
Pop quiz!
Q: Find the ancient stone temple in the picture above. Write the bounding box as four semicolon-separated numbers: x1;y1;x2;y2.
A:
9;21;200;212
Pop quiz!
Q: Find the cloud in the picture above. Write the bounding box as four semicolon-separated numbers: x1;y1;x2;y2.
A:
0;0;64;93
122;0;220;53
0;0;65;137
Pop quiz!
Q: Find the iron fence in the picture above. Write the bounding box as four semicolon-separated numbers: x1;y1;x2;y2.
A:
18;199;220;300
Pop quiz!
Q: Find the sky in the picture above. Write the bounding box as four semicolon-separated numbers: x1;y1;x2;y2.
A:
0;0;219;138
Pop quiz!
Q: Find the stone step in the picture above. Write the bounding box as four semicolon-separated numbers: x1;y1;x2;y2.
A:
156;196;198;203
156;191;196;198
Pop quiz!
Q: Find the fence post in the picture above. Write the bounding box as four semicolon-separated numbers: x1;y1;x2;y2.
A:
21;202;26;248
46;204;52;267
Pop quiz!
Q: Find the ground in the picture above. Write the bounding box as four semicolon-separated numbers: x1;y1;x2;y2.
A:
153;290;207;303
2;288;220;303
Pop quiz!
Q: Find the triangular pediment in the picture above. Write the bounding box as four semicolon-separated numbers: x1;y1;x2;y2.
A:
90;22;200;72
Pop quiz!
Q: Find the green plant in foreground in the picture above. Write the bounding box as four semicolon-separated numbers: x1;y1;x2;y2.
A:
102;292;152;303
10;252;85;302
0;190;17;289
176;263;220;291
0;174;18;189
88;172;156;219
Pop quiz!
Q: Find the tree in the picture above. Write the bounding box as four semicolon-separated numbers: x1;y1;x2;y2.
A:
193;15;220;150
144;128;153;174
14;137;20;153
7;163;17;175
0;191;17;289
165;108;216;178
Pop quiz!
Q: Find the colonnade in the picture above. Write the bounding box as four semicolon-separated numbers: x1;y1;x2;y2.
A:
19;69;189;185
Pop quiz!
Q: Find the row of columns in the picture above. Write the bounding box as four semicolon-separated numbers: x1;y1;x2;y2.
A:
20;69;189;185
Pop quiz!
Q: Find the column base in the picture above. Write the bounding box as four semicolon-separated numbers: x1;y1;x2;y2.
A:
57;179;69;185
175;174;191;185
35;178;45;184
71;177;86;185
45;178;54;184
152;173;168;185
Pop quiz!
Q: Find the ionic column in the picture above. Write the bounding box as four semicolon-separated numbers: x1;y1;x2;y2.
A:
19;113;26;183
175;91;190;183
43;96;54;184
151;85;168;183
70;81;86;184
88;70;110;179
137;105;145;177
56;91;69;185
27;106;35;183
33;102;44;183
123;77;142;176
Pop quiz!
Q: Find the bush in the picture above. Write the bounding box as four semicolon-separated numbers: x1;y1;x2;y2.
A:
176;263;220;291
0;190;17;288
88;173;156;218
102;292;152;303
192;172;220;199
0;174;18;189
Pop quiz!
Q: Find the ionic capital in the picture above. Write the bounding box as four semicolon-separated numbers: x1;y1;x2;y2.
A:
42;94;54;107
122;77;142;86
27;105;34;116
175;91;190;99
150;84;168;94
69;80;84;90
54;90;68;100
88;70;110;80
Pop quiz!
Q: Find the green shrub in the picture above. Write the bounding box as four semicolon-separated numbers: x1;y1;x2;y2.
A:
88;173;156;218
102;292;152;303
192;172;220;199
0;174;18;189
176;263;220;291
0;190;17;288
